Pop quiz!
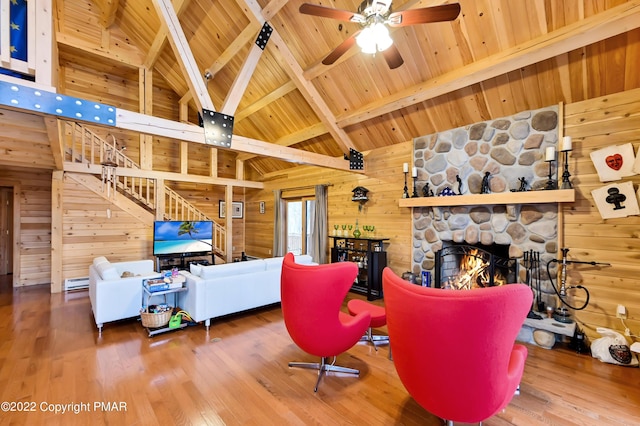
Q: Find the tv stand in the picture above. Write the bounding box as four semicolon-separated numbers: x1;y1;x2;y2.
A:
155;252;214;272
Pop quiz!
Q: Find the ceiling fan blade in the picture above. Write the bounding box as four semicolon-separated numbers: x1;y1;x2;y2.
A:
322;31;360;65
387;3;461;27
382;44;404;69
299;3;364;23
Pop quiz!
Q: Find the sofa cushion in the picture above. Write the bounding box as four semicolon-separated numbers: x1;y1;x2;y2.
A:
95;261;119;280
294;254;314;265
190;263;203;276
93;256;109;267
200;259;266;279
263;257;284;270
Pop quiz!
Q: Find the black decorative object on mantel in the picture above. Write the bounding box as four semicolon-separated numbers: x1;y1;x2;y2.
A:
511;177;529;192
456;175;463;195
544;160;557;190
412;176;419;198
561;151;573;189
518;177;528;192
560;136;573;189
403;170;410;198
544;146;557;190
480;172;491;194
422;182;434;197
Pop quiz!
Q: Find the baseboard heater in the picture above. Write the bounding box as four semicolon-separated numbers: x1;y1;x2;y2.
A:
64;277;90;291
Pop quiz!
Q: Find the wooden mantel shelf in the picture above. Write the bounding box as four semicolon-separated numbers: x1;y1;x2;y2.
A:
398;189;575;208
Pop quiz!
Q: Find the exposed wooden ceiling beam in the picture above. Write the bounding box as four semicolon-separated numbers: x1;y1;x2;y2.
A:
98;0;120;28
236;121;327;160
63;162;264;189
221;40;265;115
152;0;215;112
235;80;296;121
116;109;357;172
261;0;289;21
205;24;260;78
241;0;357;155
336;0;640;128
56;32;143;68
144;0;190;69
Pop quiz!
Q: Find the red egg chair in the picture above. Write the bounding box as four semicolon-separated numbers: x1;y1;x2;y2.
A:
382;267;533;425
281;252;371;392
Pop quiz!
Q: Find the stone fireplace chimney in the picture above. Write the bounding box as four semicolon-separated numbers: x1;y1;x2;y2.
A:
411;105;560;307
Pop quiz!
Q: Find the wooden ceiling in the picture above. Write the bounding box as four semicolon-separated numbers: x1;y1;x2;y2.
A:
54;0;640;176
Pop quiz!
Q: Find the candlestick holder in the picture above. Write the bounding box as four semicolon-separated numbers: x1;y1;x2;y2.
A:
402;171;409;198
544;159;557;190
561;150;572;189
412;176;419;197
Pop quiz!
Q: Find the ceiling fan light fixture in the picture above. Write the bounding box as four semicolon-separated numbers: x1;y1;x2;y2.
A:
356;23;392;54
356;26;376;53
373;23;393;51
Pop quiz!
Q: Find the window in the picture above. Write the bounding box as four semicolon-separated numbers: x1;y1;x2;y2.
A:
286;198;315;255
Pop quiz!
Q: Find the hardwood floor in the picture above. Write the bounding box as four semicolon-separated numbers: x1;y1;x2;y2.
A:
0;275;639;425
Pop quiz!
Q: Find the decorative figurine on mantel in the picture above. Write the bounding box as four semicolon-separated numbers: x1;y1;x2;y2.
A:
518;177;528;192
456;175;463;195
480;171;491;194
510;177;530;192
422;182;434;197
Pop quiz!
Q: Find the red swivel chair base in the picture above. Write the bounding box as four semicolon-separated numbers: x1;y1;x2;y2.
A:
347;299;389;350
289;355;360;392
281;253;370;392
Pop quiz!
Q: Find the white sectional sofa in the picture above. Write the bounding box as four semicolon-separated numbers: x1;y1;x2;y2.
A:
88;256;157;333
178;254;316;329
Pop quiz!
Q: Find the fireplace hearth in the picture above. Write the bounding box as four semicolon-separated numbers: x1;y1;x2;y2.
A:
434;242;518;289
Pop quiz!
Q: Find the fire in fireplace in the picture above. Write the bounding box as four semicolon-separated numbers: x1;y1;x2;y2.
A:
434;242;518;290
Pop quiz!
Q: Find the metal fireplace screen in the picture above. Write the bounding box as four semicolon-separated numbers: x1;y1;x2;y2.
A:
434;243;517;289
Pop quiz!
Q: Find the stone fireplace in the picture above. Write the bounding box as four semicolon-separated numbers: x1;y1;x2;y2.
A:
411;105;560;306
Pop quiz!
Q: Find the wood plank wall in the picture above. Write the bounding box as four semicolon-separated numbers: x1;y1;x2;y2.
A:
0;166;52;287
245;142;413;274
564;88;640;341
61;176;153;279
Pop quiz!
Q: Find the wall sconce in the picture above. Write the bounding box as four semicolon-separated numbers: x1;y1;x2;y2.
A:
101;134;119;199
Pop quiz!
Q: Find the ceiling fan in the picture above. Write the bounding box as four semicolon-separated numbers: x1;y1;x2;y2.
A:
299;0;461;69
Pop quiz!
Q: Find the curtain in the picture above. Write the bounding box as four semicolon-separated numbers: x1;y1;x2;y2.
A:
273;190;286;257
310;185;328;264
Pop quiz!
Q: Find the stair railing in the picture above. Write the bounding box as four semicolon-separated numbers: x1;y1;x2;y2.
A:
62;121;226;256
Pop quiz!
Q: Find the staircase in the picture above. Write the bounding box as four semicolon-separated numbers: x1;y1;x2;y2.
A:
61;121;226;259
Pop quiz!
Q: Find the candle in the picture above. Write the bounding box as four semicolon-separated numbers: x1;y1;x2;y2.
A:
545;147;555;161
561;136;572;151
412;167;417;177
403;163;409;173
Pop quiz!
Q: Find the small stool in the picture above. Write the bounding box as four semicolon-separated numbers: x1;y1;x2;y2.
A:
347;299;389;351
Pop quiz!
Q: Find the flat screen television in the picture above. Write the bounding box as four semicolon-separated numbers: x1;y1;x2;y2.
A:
153;221;213;257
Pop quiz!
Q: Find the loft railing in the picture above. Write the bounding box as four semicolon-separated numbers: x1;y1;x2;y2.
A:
62;121;226;256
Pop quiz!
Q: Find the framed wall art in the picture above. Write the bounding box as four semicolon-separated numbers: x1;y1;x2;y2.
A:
219;201;244;219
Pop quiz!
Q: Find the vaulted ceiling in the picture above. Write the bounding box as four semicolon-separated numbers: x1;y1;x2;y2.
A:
54;0;640;176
